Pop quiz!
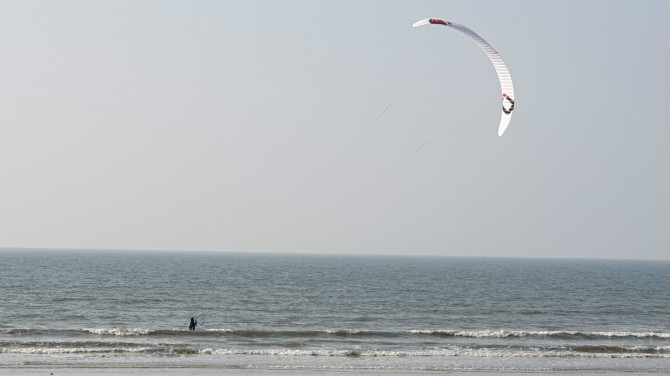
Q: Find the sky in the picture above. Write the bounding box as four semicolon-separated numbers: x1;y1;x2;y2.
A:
2;0;669;260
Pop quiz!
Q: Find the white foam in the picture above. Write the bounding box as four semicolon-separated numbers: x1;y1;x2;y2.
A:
324;329;368;335
3;345;669;359
84;328;152;336
204;328;234;333
196;347;670;359
406;329;670;338
1;346;153;354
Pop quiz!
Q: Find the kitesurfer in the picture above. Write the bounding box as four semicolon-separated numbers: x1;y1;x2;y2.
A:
189;317;197;330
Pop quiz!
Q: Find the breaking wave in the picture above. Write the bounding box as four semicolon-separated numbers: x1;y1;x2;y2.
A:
3;327;669;340
407;329;670;339
3;344;670;358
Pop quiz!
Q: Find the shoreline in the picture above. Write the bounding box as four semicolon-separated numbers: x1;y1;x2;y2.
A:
1;367;669;376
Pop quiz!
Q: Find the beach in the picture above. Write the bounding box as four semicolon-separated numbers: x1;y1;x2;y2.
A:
3;368;670;376
2;369;669;376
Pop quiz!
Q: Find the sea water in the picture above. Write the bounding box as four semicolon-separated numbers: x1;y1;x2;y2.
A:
1;249;669;371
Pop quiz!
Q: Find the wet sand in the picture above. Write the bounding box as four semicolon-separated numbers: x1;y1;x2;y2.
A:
0;368;666;376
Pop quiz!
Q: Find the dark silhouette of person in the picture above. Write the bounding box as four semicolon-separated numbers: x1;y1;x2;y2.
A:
189;317;197;331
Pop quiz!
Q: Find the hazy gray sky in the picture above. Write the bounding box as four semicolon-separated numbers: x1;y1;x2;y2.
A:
2;0;669;260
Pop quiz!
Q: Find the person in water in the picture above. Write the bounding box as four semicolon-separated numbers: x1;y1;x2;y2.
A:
189;317;197;330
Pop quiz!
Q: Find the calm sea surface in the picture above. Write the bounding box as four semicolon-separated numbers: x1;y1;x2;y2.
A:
1;250;669;371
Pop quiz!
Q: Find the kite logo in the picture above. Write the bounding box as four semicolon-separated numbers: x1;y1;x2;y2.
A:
502;94;515;114
429;18;449;25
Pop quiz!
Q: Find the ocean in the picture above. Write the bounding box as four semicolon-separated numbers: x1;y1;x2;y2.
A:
1;250;669;371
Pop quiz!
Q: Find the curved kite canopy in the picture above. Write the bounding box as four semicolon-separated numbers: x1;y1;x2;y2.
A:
413;18;515;136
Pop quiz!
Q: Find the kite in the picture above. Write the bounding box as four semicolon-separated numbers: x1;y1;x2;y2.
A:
413;18;515;136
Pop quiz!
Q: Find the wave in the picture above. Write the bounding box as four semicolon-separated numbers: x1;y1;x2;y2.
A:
84;328;153;336
201;346;670;358
569;344;670;355
407;329;670;339
82;328;382;338
3;344;670;358
0;327;378;338
3;327;670;340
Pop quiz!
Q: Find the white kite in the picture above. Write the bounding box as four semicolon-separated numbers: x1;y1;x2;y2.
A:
413;18;515;136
